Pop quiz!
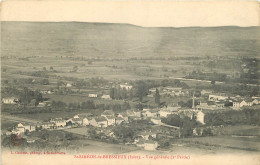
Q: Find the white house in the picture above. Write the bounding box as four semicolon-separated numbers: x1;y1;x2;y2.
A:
144;140;158;150
102;110;115;117
12;123;36;135
67;114;90;126
37;102;46;107
126;110;135;117
95;117;108;128
2;97;19;104
120;84;133;90
201;90;213;96
142;110;158;119
41;122;55;129
215;101;225;108
239;100;253;107
195;111;205;125
252;98;260;105
151;117;162;125
105;116;116;126
209;94;228;101
12;128;24;135
115;117;124;125
88;118;98;127
88;94;98;98
50;118;66;127
117;112;128;122
101;95;111;100
233;99;253;108
159;110;172;118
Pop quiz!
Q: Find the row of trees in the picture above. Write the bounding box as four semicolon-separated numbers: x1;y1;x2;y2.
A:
109;87;134;100
2;87;44;107
52;100;132;112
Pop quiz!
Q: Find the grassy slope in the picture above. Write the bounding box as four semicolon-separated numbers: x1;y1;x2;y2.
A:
2;22;260;59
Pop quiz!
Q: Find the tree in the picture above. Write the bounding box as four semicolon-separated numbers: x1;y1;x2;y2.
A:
41;79;49;85
3;80;8;84
135;81;148;102
88;60;93;65
110;88;115;99
113;126;135;140
72;66;78;72
155;88;160;105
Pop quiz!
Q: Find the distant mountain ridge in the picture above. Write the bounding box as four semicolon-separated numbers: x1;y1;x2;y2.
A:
2;22;260;58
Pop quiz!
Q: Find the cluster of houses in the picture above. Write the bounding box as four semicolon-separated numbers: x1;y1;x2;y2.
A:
5;105;206;151
87;94;111;100
148;87;189;97
196;93;260;110
1;97;51;108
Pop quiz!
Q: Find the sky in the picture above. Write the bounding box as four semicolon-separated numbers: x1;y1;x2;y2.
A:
0;0;259;27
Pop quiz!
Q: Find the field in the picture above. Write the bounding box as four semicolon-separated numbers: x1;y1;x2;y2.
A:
180;125;260;152
221;125;260;136
182;135;260;151
2;22;260;84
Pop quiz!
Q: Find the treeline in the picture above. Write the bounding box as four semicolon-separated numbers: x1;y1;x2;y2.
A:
109;87;134;100
204;109;260;126
52;100;132;113
2;87;44;106
129;56;203;61
186;71;227;82
212;83;259;97
132;79;189;102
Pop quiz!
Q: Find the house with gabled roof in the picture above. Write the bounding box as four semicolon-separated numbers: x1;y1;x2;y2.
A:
233;98;253;108
252;98;260;105
101;95;111;100
142;109;159;119
105;115;116;126
117;112;128;122
115;117;124;125
101;110;115;117
126;110;135;117
88;118;98;127
209;94;228;101
151;117;162;125
67;114;92;126
12;122;36;135
2;97;19;104
95;116;108;128
120;83;133;90
41;122;55;129
50;118;66;127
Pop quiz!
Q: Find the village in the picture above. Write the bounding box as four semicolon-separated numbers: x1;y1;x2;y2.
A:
1;22;260;154
2;81;260;152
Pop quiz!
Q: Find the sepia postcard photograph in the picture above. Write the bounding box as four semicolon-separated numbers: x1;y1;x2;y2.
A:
1;0;260;164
